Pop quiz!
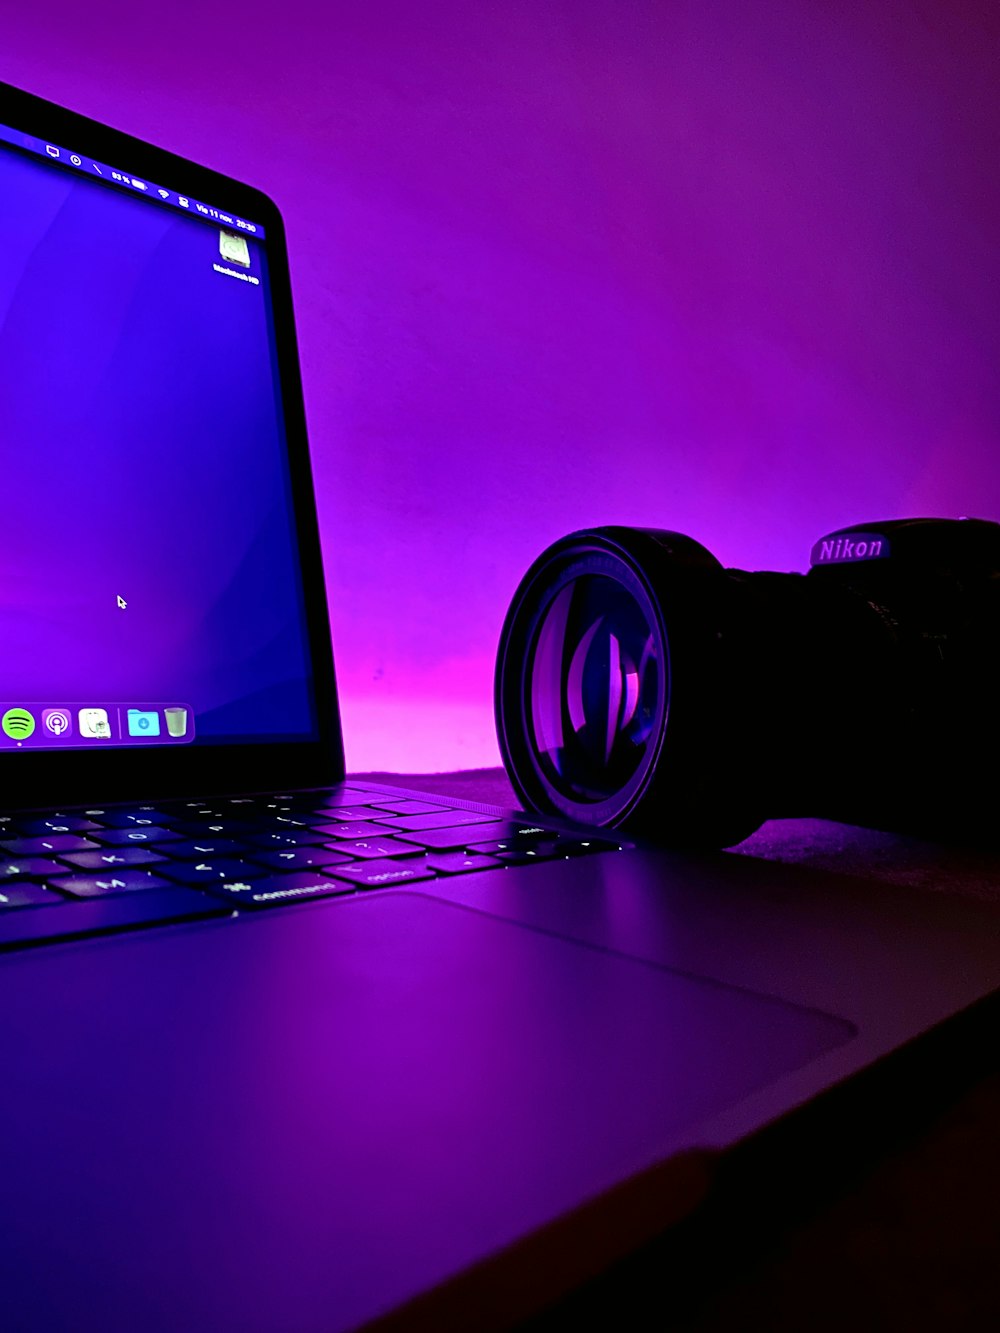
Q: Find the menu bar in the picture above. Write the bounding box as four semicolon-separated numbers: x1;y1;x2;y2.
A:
0;119;265;238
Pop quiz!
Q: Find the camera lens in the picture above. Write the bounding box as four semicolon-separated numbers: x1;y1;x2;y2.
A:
528;572;663;805
495;527;757;844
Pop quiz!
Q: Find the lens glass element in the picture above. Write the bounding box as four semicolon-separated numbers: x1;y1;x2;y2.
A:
527;574;661;803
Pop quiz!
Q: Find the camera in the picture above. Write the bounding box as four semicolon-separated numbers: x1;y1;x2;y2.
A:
495;518;1000;847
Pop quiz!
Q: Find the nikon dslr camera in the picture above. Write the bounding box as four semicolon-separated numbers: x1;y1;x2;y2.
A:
495;518;1000;847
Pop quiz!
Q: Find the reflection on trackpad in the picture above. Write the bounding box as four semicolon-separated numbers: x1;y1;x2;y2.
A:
399;893;856;1156
0;890;856;1333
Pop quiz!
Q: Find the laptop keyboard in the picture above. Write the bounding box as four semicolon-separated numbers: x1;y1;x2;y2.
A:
0;787;624;948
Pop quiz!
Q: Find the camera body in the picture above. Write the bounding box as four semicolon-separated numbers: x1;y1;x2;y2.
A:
495;517;1000;847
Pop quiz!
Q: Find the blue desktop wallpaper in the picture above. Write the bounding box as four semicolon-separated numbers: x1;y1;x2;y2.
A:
0;143;316;746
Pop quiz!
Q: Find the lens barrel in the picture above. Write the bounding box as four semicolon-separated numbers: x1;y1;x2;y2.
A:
495;527;771;847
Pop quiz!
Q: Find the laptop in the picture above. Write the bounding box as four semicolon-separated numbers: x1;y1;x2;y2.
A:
2;79;999;1332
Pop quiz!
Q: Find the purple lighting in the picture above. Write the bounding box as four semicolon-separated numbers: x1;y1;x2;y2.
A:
3;1;998;772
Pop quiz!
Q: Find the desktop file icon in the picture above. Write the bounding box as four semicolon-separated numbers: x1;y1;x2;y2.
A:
219;230;250;267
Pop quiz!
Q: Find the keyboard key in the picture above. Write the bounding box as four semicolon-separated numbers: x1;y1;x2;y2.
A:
550;836;624;856
58;848;168;870
19;816;104;835
372;810;497;832
164;819;262;837
449;838;516;855
88;810;168;829
81;806;159;820
217;793;337;810
488;838;623;864
324;859;439;889
200;874;356;908
244;847;354;872
157;802;268;822
492;847;553;865
331;837;421;860
155;859;268;886
160;838;250;859
468;834;623;858
45;871;173;897
308;806;386;821
251;797;315;811
257;808;316;824
0;858;66;880
392;826;502;852
395;820;552;850
315;788;383;806
91;826;186;846
314;821;397;840
0;835;102;857
0;882;65;908
459;824;563;854
0;889;226;950
390;820;548;852
243;830;324;850
191;877;261;902
422;852;503;875
183;796;264;808
367;800;449;816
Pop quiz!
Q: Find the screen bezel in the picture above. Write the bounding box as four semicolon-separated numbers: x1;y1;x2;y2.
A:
0;80;346;808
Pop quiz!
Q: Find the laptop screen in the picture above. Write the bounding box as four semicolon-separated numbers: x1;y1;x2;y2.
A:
0;117;318;756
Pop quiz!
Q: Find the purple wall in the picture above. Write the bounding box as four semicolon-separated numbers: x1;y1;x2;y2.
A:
4;1;999;771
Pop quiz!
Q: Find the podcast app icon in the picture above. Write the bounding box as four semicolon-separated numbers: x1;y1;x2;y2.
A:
42;708;73;738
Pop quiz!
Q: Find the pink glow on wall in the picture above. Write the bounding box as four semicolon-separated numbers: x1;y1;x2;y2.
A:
3;2;999;772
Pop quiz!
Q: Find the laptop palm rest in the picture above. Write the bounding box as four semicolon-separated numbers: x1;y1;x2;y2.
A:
0;891;852;1331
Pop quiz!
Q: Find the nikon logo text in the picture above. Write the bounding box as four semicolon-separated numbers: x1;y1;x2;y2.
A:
810;532;889;567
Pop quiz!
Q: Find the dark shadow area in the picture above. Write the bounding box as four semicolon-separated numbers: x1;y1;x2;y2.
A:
519;988;1000;1331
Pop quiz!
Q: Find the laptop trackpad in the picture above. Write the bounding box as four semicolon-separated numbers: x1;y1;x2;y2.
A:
0;891;853;1331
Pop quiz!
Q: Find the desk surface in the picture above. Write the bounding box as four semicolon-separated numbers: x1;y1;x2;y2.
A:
356;768;1000;1332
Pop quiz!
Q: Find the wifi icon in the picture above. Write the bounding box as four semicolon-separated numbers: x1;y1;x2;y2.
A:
157;189;170;199
2;707;36;740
